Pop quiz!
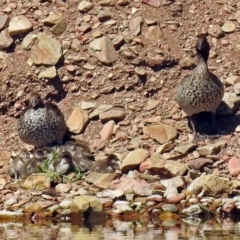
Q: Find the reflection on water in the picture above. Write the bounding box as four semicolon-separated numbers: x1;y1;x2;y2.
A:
1;216;240;240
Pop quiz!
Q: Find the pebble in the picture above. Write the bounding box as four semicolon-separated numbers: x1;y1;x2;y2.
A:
31;33;62;66
89;36;118;64
143;124;178;144
182;204;202;215
78;1;94;13
228;157;240;177
129;16;142;36
0;14;8;31
222;21;236;33
99;109;126;122
59;199;72;209
121;149;149;172
100;120;115;140
67;107;89;134
142;0;160;7
207;25;224;38
38;66;57;79
0;30;13;50
22;34;37;50
8;15;32;36
89;104;113;119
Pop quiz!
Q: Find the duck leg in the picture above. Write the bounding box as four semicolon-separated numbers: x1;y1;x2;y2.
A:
189;115;200;142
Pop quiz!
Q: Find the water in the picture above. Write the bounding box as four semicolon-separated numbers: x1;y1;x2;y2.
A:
1;216;240;240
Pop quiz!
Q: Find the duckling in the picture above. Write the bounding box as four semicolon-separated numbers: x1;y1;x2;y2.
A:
18;92;66;147
9;148;31;179
176;34;224;139
72;140;94;172
49;151;72;174
90;154;120;173
33;147;52;162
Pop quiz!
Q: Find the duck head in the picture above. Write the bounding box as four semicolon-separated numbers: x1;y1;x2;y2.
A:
29;92;44;109
196;34;210;62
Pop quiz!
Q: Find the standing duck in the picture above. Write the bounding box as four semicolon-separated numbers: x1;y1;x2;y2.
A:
18;92;66;147
176;34;224;139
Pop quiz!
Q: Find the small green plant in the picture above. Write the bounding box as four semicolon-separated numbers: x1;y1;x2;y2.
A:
37;148;83;183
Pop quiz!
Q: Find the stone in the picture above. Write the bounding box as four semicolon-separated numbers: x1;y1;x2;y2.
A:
174;143;197;154
228;157;240;177
221;199;235;213
113;201;133;213
161;204;178;213
85;172;118;188
22;34;37;50
234;82;240;95
89;104;113;119
197;141;226;156
100;120;115;140
99;86;114;94
160;176;185;188
59;199;72;209
4;198;17;208
31;33;62;66
38;66;57;79
55;183;72;193
187;174;232;197
80;101;96;110
22;173;51;190
89;36;118;64
99;109;126;122
8;15;32;36
143;124;178;144
97;10;112;22
67;106;89;134
43;14;62;25
78;1;94;13
222;21;235;33
121;149;149;172
71;38;81;52
164;160;188;176
0;178;6;186
156;142;173;154
0;30;13;49
182;204;202;216
217;92;240;115
142;0;160;7
145;25;162;41
112;35;124;48
166;193;185;204
207;25;224;38
225;76;240;85
188;158;214;170
129;16;142;36
97;189;124;199
0;14;8;30
135;67;146;76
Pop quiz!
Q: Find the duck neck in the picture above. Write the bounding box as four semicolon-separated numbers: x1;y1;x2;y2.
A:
194;54;209;77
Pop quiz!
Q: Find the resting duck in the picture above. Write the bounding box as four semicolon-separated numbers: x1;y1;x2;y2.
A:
18;92;66;147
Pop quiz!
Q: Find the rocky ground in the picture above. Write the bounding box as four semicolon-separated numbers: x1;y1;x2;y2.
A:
2;0;240;221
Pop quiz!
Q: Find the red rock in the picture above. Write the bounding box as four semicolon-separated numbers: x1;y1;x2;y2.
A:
188;158;213;170
142;0;160;7
228;157;240;176
100;120;115;140
139;158;151;172
166;193;185;204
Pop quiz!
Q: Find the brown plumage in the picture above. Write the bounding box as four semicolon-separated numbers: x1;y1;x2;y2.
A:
18;92;66;147
176;34;224;137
